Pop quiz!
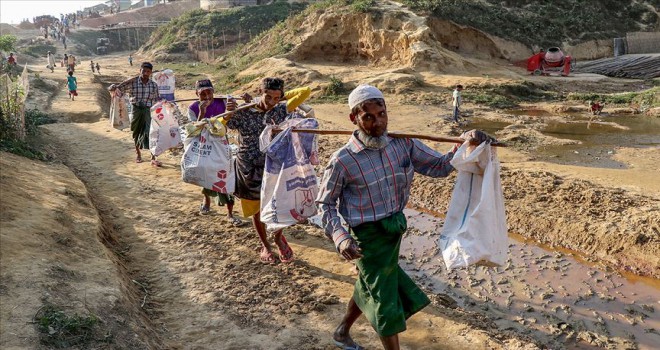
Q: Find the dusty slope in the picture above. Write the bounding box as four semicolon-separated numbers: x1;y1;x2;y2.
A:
0;151;159;349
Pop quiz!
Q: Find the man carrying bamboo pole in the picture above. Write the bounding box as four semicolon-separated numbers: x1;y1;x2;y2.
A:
109;62;162;167
317;84;493;350
224;77;309;264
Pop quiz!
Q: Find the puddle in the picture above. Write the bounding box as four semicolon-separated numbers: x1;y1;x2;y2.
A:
468;111;660;168
401;208;660;350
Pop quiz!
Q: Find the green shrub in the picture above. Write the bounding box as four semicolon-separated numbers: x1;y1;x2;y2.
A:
36;305;103;348
351;0;376;12
19;42;57;58
566;87;658;107
325;76;345;95
402;0;658;48
0;34;17;52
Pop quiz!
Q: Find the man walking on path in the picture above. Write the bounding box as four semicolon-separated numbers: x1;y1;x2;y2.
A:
317;84;493;350
452;84;463;123
225;77;309;264
187;79;245;227
109;62;162;167
90;60;95;73
47;51;55;72
128;54;133;66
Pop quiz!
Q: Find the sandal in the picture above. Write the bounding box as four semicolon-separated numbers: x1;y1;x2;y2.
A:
135;156;143;163
151;160;162;167
276;235;294;264
229;217;245;227
199;204;210;215
260;247;276;265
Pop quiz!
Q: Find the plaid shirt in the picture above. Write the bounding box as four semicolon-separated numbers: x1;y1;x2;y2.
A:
316;132;456;249
117;77;160;107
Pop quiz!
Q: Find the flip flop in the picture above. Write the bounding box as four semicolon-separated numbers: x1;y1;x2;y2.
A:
260;247;276;265
333;339;365;350
151;160;162;167
230;217;245;227
199;204;211;215
276;235;294;264
135;157;143;163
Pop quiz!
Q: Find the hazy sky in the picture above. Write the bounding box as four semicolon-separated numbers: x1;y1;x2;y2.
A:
1;0;106;25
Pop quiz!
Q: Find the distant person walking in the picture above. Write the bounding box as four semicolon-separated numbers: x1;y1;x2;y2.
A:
67;54;75;72
128;54;133;66
7;53;16;65
452;84;463;123
90;60;95;73
95;62;100;74
47;51;55;72
62;54;68;68
109;62;162;167
67;70;78;101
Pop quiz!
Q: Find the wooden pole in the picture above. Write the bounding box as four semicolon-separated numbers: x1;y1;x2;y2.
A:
173;96;245;103
272;128;507;147
206;102;257;120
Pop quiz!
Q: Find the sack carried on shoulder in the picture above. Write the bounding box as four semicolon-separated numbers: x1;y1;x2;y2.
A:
440;141;508;269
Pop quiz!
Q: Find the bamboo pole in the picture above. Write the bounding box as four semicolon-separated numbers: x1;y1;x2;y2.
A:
272;128;507;147
206;102;257;119
173;96;245;103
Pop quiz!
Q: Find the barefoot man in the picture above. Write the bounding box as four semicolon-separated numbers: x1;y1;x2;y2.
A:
317;84;493;350
109;62;162;167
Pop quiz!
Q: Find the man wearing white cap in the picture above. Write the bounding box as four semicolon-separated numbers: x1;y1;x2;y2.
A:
317;84;492;350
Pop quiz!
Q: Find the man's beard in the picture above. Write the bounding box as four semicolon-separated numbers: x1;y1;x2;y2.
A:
357;129;389;149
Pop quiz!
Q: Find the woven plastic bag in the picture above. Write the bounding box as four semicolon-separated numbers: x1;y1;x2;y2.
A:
181;118;234;194
109;89;130;130
259;118;319;232
149;101;182;156
440;141;508;269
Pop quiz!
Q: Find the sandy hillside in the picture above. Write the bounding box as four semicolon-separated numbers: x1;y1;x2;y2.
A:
1;2;659;349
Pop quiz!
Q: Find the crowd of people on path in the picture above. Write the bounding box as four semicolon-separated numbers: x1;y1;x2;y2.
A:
107;58;496;350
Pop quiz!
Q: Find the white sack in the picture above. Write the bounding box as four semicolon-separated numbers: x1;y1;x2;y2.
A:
149;101;182;156
109;90;130;130
440;141;508;269
181;125;235;194
260;118;319;232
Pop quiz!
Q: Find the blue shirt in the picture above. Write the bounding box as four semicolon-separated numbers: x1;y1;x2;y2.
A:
316;132;456;249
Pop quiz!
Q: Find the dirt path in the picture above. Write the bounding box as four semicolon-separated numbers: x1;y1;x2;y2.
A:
35;54;536;349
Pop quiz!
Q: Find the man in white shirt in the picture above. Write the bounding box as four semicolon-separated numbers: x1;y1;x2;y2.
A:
452;84;463;123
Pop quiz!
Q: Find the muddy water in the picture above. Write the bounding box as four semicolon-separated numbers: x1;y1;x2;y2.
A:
469;112;660;169
400;208;660;349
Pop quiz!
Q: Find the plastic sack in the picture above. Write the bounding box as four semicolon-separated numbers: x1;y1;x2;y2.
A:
149;101;182;156
180;119;234;194
439;141;508;269
109;89;130;130
152;69;175;101
260;118;319;232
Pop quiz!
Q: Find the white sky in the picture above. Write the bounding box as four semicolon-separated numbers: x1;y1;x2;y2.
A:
1;1;107;25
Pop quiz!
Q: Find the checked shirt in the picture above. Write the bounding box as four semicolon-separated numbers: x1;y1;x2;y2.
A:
117;77;160;107
316;132;457;249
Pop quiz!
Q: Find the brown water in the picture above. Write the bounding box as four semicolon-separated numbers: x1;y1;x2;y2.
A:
468;112;660;169
401;208;660;350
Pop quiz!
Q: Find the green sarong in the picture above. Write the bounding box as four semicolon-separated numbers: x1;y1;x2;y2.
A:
131;105;150;150
351;211;430;337
201;188;234;206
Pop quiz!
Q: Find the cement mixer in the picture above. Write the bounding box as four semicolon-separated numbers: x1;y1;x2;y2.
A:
527;47;575;76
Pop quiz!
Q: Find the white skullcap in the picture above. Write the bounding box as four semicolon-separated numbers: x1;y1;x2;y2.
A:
348;84;384;110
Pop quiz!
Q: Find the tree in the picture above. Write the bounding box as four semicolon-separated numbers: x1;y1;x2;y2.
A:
0;35;18;53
